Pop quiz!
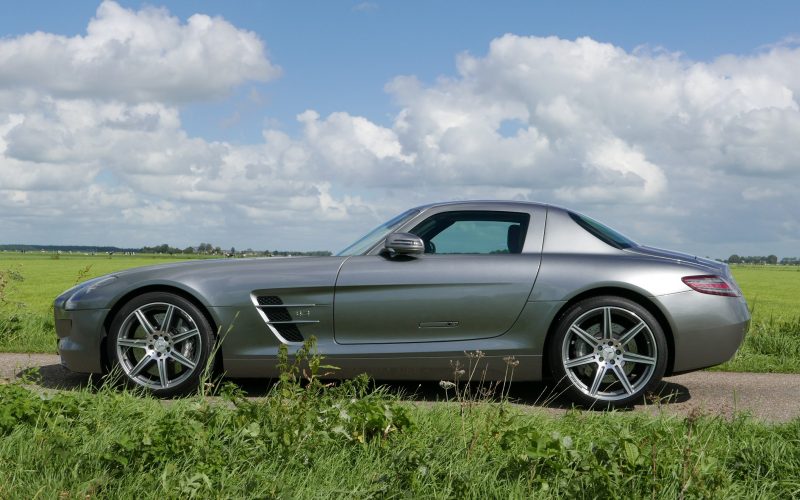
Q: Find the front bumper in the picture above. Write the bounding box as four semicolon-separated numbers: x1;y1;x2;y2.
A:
656;290;750;374
54;301;108;374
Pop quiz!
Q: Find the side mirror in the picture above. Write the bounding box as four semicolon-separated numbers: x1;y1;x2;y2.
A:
384;233;424;256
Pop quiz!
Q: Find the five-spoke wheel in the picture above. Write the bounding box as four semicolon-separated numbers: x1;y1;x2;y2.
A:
108;292;213;397
549;296;667;407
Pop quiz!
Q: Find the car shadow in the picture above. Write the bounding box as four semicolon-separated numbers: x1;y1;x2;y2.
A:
18;363;691;411
18;364;277;393
19;363;98;391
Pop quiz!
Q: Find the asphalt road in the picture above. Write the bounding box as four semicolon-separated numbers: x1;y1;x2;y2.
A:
2;353;799;422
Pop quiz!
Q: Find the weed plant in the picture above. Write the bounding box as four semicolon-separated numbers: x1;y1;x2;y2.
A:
1;341;799;498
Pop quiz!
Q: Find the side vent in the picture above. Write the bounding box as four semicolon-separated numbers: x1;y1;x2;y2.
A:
257;295;284;306
273;324;304;343
268;309;293;322
253;295;319;344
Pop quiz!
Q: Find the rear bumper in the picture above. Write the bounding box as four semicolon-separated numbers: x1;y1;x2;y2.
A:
54;303;108;374
656;291;750;373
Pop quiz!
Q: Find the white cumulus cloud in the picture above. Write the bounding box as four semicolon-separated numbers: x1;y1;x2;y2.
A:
0;1;279;103
0;7;798;256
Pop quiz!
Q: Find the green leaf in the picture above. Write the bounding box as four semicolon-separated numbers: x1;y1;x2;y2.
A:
623;441;640;465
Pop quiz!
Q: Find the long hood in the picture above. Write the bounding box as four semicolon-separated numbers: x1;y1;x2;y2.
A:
114;256;346;280
109;256;349;307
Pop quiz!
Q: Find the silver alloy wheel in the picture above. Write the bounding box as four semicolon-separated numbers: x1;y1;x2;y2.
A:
561;306;658;402
115;302;203;390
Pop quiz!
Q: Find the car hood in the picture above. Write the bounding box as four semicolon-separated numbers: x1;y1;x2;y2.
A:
626;245;729;275
111;257;256;278
111;256;345;279
63;256;350;310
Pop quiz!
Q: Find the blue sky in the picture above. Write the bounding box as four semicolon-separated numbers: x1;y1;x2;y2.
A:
3;1;797;142
0;1;798;256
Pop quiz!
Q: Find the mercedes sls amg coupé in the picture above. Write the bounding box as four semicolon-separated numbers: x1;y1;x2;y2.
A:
55;201;749;406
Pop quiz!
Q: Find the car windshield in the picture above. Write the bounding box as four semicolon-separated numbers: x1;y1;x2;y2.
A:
336;209;420;256
569;212;636;249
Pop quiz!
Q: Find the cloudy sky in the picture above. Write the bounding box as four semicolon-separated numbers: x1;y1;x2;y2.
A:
1;1;799;257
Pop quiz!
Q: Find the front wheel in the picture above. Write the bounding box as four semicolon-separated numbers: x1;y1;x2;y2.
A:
548;296;668;407
107;292;214;397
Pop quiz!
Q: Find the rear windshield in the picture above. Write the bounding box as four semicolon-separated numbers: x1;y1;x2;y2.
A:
569;212;636;249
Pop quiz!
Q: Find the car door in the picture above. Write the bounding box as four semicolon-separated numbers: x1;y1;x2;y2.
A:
333;207;543;344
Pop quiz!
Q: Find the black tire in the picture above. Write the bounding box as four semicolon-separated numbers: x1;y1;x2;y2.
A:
107;291;214;397
548;296;668;408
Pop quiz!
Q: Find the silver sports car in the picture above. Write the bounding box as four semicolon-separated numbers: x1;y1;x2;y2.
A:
54;201;749;406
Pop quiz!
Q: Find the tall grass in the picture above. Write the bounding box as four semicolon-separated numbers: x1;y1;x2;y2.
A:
716;316;800;373
0;311;54;352
0;268;55;353
1;341;799;498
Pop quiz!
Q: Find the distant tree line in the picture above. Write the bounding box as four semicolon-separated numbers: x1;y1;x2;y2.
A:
0;244;138;253
725;254;800;265
140;244;189;255
1;243;331;257
137;243;332;257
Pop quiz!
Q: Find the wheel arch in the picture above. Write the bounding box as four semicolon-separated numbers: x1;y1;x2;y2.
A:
541;286;676;379
101;284;223;373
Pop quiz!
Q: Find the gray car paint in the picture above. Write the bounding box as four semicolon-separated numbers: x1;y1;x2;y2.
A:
333;254;541;344
54;200;749;382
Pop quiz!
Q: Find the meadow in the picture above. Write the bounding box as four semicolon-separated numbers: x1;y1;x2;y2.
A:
715;265;800;373
0;253;799;371
0;343;798;498
0;252;212;352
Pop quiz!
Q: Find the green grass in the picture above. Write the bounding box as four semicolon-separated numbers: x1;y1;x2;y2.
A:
715;317;800;373
1;367;799;498
0;252;212;313
0;252;212;352
1;254;799;374
730;265;800;323
714;265;800;373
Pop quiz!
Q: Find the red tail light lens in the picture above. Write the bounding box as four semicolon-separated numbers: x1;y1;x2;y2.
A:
681;275;740;297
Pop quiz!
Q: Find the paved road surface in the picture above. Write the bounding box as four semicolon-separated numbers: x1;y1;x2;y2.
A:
2;353;798;422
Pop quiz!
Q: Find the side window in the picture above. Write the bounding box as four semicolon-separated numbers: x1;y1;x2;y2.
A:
410;211;530;254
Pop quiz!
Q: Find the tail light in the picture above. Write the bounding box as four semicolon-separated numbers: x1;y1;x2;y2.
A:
681;275;740;297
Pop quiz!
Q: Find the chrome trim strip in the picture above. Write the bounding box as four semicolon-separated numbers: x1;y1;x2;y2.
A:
259;303;319;308
265;320;320;325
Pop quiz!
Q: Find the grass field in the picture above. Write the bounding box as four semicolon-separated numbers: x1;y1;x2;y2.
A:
0;253;798;371
0;252;211;352
715;265;800;373
1;349;798;499
730;265;800;321
0;252;212;313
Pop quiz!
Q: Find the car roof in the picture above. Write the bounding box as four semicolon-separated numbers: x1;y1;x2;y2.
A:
412;200;555;212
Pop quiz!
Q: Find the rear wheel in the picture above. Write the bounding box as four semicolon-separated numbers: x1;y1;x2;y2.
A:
107;292;213;397
548;296;667;407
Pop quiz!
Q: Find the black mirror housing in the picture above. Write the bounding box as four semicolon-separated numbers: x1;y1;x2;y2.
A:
384;233;424;256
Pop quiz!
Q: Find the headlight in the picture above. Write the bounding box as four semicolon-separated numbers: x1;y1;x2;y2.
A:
64;275;118;310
